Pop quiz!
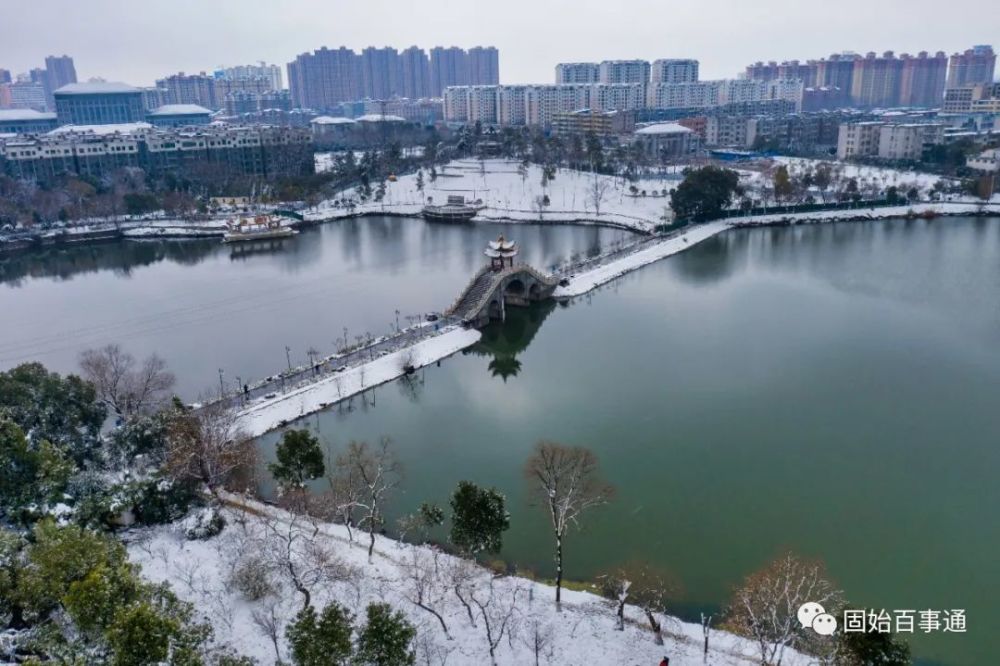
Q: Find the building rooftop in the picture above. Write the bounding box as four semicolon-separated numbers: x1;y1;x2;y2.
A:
635;122;693;135
148;104;212;116
48;122;153;136
0;109;58;121
54;82;141;95
355;113;406;123
311;116;357;125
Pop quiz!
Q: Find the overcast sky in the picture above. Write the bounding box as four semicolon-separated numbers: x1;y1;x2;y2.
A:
4;0;998;86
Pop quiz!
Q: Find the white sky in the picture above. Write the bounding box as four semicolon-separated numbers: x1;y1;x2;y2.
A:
3;0;998;86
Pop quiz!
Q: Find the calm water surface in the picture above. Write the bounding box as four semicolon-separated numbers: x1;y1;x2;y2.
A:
4;216;998;665
259;217;999;666
0;218;629;396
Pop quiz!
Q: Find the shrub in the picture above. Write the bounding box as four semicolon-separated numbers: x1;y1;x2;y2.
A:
229;557;276;601
183;506;225;540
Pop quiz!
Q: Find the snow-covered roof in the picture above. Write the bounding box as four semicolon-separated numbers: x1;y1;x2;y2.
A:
356;113;406;123
311;116;357;125
54;82;141;95
635;122;693;135
48;122;153;136
0;109;57;121
148;104;212;116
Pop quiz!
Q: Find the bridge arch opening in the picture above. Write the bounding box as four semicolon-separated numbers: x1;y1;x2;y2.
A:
505;278;526;296
529;283;541;299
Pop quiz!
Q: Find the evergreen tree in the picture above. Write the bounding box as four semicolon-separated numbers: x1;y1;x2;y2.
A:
773;165;793;201
669;166;741;223
269;429;325;489
449;481;510;555
286;603;354;666
355;603;416;666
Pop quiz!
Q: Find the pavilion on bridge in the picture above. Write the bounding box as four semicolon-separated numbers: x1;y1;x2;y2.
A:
485;234;518;270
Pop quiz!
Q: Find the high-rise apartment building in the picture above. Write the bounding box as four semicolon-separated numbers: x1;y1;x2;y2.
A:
155;72;219;109
288;45;497;109
430;47;468;96
288;47;361;110
850;51;904;107
44;55;77;91
468;47;500;86
555;63;600;84
947;45;996;87
400;47;431;98
651;59;699;83
898;51;947;107
0;81;47;111
0;69;11;85
216;63;283;91
361;47;401;99
599;60;651;84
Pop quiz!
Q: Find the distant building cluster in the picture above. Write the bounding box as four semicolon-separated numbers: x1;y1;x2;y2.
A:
287;45;498;110
0;55;77;112
745;46;996;110
149;63;285;112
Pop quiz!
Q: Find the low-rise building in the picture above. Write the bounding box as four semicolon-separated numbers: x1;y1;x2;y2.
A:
552;109;635;136
633;122;700;158
54;82;146;126
837;121;885;158
0;109;59;134
146;104;212;128
966;148;1000;172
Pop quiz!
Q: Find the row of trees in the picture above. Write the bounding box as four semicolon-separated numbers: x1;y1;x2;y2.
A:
266;428;909;665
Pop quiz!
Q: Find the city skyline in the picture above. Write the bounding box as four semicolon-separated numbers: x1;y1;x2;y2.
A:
3;0;998;87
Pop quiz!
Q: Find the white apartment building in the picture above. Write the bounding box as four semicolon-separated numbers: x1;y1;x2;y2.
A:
877;124;926;161
599;60;651;84
465;86;500;124
499;85;528;126
443;86;470;121
443;84;645;127
837;121;884;158
555;63;600;84
651;59;699;83
646;81;724;109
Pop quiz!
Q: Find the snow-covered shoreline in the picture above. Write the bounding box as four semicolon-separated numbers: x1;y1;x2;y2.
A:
234;326;481;438
129;494;811;665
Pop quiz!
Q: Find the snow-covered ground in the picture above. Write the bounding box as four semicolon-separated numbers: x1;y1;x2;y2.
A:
305;159;678;233
129;497;810;666
749;156;959;197
234;326;481;438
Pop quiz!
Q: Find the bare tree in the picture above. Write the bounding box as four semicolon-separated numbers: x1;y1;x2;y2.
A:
447;557;480;627
519;618;554;666
164;400;256;494
587;176;612;217
257;506;361;614
596;568;631;631
524;441;614;607
79;343;176;418
400;548;452;639
251;598;287;664
332;438;402;560
724;552;843;666
470;577;523;665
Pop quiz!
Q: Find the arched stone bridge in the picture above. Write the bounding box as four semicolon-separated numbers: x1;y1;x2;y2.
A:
446;263;560;327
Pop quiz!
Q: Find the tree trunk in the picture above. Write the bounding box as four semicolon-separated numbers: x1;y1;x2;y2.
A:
554;533;564;609
646;610;663;645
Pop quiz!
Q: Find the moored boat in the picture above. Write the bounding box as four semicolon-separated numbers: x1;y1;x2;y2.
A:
422;195;479;223
222;214;298;243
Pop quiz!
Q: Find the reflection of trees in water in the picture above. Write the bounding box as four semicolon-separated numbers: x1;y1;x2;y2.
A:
464;300;556;382
667;231;747;286
0;239;219;285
